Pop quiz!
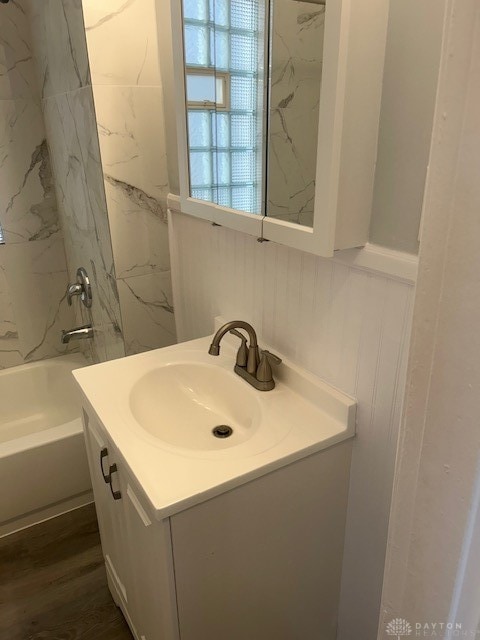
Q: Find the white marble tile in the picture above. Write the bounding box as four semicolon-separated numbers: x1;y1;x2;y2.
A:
0;99;59;244
270;1;325;109
0;247;23;369
45;89;112;253
93;86;168;200
93;85;170;278
3;234;75;362
26;0;90;99
117;271;176;356
268;106;318;226
83;0;162;87
42;86;125;362
43;87;113;274
104;178;170;279
0;0;38;100
267;0;324;226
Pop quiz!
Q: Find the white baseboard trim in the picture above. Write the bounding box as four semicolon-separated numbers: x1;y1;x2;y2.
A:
0;490;94;538
167;195;418;284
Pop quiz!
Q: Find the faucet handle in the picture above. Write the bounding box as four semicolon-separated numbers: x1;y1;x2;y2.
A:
256;350;282;384
66;267;92;308
66;282;83;306
260;350;282;366
229;329;248;367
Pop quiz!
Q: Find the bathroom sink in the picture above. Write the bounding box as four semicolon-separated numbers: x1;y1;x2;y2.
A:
129;363;261;450
73;319;356;517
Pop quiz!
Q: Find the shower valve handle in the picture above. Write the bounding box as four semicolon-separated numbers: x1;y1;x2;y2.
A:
66;267;92;308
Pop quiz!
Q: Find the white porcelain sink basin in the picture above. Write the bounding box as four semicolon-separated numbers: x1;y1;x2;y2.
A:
73;321;356;518
129;363;261;450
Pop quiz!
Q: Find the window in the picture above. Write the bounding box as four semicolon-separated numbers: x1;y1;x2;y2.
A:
182;0;266;215
186;68;230;110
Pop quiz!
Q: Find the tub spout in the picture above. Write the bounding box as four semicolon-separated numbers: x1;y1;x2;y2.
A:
61;325;93;344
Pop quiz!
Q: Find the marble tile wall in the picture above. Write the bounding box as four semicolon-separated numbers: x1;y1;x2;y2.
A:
82;0;176;355
26;0;125;363
267;1;325;226
0;0;75;369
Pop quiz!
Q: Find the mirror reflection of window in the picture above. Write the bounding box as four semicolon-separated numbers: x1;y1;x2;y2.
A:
183;0;266;215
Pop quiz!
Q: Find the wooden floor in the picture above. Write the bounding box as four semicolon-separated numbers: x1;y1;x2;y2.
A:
0;504;133;640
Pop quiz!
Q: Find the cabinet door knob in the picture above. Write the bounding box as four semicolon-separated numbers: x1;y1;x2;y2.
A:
108;463;122;501
100;448;111;483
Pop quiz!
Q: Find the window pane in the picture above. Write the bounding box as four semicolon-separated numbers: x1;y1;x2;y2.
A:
215;151;231;185
184;24;209;66
192;188;213;202
188;111;211;148
190;151;212;186
215;113;230;148
231;114;255;147
216;186;232;207
232;185;256;210
212;0;229;27
187;73;216;104
231;0;257;31
213;31;229;70
183;0;208;21
232;151;255;183
231;33;256;72
230;76;256;111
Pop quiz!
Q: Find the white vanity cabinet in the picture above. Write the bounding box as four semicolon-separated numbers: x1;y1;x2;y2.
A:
83;410;132;603
83;410;179;640
82;407;353;640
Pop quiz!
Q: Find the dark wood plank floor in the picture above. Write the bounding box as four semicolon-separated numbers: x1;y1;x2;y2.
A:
0;504;133;640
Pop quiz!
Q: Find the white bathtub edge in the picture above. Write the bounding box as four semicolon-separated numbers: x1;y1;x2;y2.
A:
0;490;94;538
0;417;84;459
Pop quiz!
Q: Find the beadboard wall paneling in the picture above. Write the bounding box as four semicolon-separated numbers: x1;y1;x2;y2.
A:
170;210;414;640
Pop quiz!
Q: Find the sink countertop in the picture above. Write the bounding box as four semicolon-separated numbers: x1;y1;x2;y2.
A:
73;334;356;520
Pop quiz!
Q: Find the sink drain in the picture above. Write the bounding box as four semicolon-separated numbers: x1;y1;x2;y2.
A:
212;425;233;439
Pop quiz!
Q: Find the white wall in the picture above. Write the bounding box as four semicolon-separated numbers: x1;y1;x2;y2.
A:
378;0;480;634
369;0;446;254
169;211;414;639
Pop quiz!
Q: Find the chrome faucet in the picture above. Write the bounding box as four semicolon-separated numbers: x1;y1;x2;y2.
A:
208;320;281;391
61;324;94;344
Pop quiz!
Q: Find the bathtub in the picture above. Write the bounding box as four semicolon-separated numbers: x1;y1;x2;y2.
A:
0;354;92;537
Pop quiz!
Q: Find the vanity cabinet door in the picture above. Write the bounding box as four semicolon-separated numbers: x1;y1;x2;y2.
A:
82;411;132;609
122;476;179;640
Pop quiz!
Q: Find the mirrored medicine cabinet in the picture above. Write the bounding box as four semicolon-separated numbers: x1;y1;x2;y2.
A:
166;0;389;257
